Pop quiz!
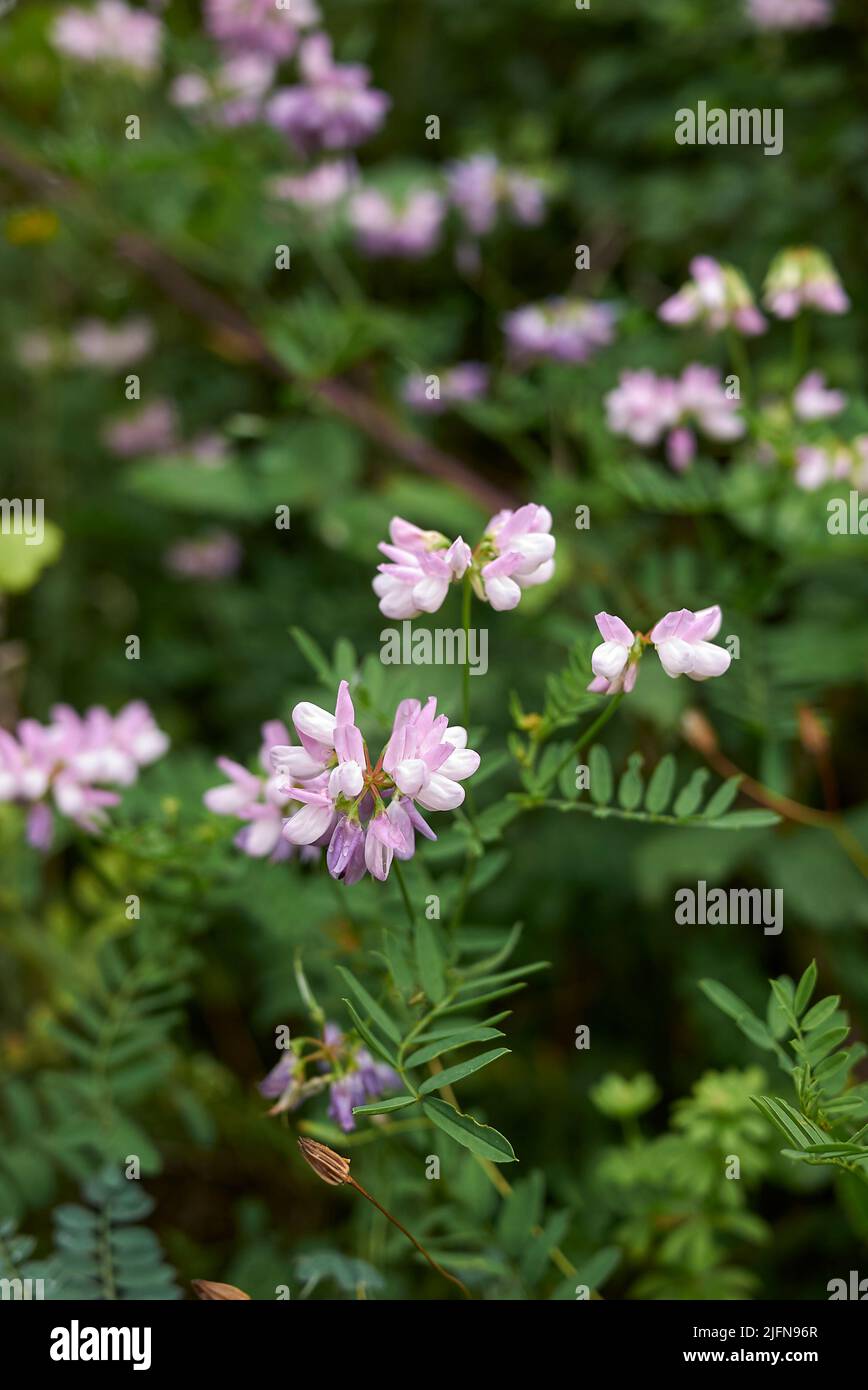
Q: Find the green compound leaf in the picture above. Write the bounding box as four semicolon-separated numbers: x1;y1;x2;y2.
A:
421;1098;517;1163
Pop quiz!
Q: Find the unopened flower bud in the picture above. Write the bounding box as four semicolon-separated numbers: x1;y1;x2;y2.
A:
798;705;829;757
680;708;719;756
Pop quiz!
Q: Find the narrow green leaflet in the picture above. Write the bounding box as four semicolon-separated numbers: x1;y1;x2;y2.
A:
341;999;398;1068
421;1098;517;1163
415;920;446;1003
644;753;677;814
418;1047;510;1096
351;1096;418;1117
405;1028;506;1068
336;967;402;1044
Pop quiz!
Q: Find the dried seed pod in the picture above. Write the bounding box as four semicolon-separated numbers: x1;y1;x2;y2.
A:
192;1280;251;1301
298;1136;351;1186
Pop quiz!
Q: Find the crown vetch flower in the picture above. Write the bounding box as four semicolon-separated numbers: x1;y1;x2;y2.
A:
170;53;276;127
763;247;849;319
503;297;616;363
650;607;732;681
266;34;390;152
373;505;555;618
588;608;732;695
349;188;445;259
475;504;555;611
446;153;546;237
793;371;847;422
402;362;489;412
52;1;163;76
204;0;319;58
204;719;306;861
274;683;479;884
0;701;169;849
261;1022;399;1132
658;256;767;336
746;0;832;31
605;364;745;471
374;518;471;619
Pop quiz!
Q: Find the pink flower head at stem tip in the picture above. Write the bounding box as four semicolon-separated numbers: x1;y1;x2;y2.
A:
274;681;480;884
373;503;556;619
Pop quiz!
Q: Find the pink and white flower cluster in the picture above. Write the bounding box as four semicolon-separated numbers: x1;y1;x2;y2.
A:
589;608;732;695
205;0;320;59
17;318;154;373
763;248;850;319
51;1;163;77
605;364;746;471
660;249;849;336
259;1022;399;1133
348;188;445;259
267;159;357;215
794;437;868;492
271;682;480;884
746;0;833;30
374;504;555;619
503;297;617;364
658;256;767;336
204;720;299;860
170;53;277;127
402;362;489;413
266;33;390;153
793;371;847;422
446;154;546;238
0;702;169;850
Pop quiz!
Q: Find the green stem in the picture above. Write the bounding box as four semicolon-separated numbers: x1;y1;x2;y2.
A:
461;572;473;733
393;860;416;931
791;314;810;391
726;329;752;403
551;691;625;785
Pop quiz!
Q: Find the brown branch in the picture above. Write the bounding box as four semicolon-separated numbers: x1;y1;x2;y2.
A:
0;138;513;513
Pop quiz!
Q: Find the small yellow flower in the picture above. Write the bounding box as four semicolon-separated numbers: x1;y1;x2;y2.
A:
5;208;60;245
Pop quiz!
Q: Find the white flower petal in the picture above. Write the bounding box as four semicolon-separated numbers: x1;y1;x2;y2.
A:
416;773;465;811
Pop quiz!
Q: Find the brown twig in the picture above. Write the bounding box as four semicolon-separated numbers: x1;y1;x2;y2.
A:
0;138;513;514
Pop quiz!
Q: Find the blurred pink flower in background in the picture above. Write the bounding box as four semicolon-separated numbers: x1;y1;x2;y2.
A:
447;154;546;237
658;256;767;336
605;364;745;470
266;34;390;152
70;317;154;369
205;0;319;58
746;0;832;30
170;53;276;126
0;702;169;849
52;1;163;76
763;247;850;318
402;362;489;412
349;188;445;258
204;720;299;861
267;159;357;213
101;399;179;457
503;297;617;363
164;532;242;581
793;371;847;421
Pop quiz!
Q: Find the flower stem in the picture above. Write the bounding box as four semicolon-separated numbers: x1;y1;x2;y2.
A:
461;571;473;732
348;1175;471;1298
393;859;416;929
551;691;625;784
